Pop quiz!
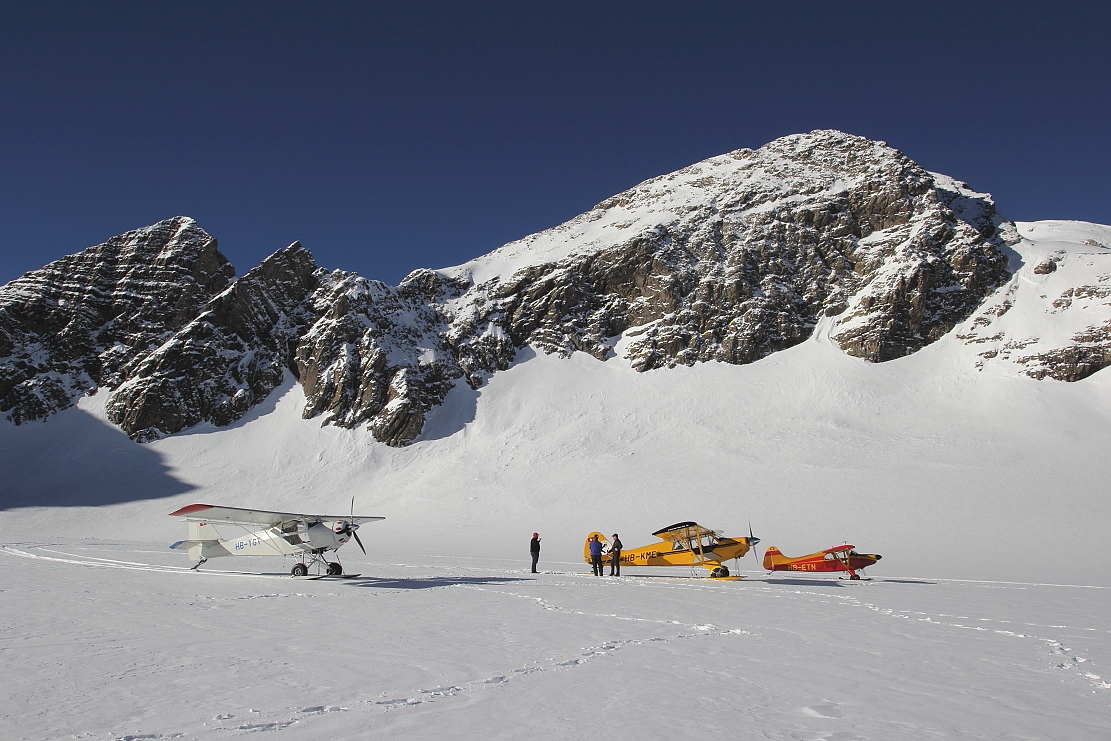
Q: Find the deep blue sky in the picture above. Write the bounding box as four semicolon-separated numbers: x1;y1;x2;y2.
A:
2;1;1109;285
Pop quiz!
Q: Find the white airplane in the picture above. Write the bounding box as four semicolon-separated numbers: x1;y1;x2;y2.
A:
169;502;384;576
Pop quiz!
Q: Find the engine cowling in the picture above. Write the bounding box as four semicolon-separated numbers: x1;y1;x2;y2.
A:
306;521;351;550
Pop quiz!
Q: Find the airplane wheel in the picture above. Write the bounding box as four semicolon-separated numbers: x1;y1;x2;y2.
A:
711;566;729;578
291;563;308;577
327;562;343;576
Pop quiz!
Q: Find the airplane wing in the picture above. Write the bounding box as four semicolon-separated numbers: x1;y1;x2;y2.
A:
168;503;385;526
821;544;855;553
651;522;715;540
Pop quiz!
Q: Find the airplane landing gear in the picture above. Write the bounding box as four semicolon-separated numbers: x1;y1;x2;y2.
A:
710;565;730;578
291;551;344;577
190;558;207;571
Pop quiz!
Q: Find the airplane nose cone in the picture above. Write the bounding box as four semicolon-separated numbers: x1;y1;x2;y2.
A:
748;537;761;546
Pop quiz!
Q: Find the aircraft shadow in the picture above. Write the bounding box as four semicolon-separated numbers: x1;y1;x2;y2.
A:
754;578;850;587
346;575;533;590
757;577;936;586
0;406;195;509
879;578;936;584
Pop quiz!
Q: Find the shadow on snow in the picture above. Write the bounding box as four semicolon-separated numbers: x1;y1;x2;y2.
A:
345;575;533;589
0;406;195;509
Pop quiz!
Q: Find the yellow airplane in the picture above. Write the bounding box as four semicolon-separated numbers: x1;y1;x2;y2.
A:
584;522;760;578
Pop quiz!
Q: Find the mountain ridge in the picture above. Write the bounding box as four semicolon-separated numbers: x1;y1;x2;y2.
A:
2;130;1109;446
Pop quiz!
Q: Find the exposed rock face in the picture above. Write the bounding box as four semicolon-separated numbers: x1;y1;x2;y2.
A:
956;220;1111;382
1021;336;1111;382
441;131;1012;376
282;131;1016;441
106;243;321;441
293;268;468;446
8;131;1091;447
0;217;233;424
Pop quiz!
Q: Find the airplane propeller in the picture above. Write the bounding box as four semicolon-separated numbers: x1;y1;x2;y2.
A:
348;497;367;555
330;519;367;554
748;522;761;568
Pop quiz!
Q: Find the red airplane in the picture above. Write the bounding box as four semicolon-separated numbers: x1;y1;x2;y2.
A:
762;544;881;580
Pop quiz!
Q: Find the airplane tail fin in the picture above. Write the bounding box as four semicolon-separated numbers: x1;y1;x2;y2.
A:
172;521;223;561
583;532;608;562
762;546;784;570
188;521;220;541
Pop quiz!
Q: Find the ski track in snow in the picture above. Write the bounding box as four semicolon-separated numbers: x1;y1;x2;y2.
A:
758;582;1111;692
6;543;1107;740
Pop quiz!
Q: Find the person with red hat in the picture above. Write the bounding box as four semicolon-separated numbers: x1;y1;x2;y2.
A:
529;532;541;573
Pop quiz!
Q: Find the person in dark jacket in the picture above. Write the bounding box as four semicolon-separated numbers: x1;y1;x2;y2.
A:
609;533;623;576
588;534;605;576
529;533;541;573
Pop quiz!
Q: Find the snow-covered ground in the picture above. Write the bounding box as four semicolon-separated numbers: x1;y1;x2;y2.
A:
3;220;1111;738
4;289;1111;584
2;541;1108;741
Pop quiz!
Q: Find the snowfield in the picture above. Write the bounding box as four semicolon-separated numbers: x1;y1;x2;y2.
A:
2;542;1109;741
3;220;1111;739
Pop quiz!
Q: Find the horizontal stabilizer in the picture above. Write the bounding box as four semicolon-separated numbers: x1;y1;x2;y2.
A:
169;540;207;550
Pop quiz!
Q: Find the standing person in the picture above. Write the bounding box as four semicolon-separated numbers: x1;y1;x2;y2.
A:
588;534;605;576
529;533;541;573
609;533;623;576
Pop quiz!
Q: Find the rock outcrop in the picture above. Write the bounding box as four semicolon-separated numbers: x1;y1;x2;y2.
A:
293;268;468;446
10;131;1097;446
106;243;321;441
439;132;1012;379
955;220;1111;382
0;217;233;424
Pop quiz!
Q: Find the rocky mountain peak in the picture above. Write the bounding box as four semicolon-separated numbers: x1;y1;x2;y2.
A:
106;242;321;441
0;217;233;424
0;131;1070;447
440;129;1012;376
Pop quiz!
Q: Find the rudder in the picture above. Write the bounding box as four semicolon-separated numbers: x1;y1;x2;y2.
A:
762;546;783;570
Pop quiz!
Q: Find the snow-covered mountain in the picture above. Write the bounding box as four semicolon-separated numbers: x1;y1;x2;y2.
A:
0;130;1071;444
3;130;1111;585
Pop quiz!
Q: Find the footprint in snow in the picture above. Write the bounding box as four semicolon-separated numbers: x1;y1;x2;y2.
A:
802;702;843;719
420;686;463;697
1083;672;1111;689
236;719;297;731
